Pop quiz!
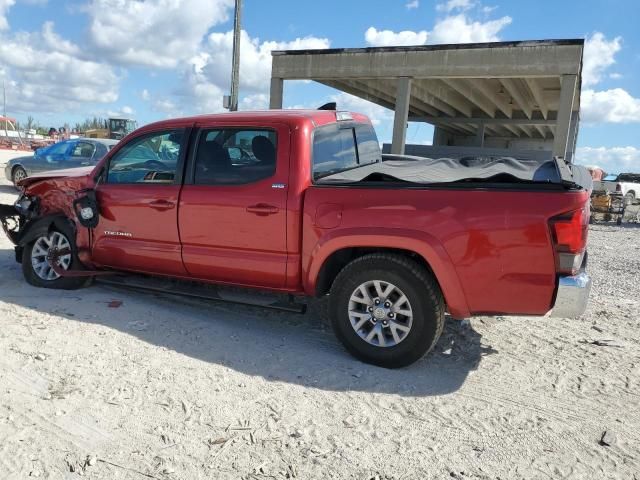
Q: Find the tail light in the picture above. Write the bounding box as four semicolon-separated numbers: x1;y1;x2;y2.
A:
549;206;589;275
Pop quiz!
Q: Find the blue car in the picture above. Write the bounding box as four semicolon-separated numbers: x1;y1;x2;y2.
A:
5;138;119;186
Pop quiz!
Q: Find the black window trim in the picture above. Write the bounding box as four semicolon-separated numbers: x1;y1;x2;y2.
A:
185;126;278;186
102;127;191;186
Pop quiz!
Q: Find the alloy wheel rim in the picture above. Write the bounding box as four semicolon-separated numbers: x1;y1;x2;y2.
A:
14;169;26;183
31;232;72;281
348;280;413;348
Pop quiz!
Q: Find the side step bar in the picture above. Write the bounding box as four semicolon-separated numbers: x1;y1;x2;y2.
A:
95;274;307;314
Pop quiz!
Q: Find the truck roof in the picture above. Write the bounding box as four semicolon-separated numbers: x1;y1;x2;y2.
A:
136;109;372;132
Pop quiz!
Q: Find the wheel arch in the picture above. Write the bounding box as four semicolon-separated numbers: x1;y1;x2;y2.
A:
306;228;470;318
17;214;76;249
11;163;27;177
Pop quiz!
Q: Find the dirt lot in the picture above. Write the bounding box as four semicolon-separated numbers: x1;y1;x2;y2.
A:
1;150;639;479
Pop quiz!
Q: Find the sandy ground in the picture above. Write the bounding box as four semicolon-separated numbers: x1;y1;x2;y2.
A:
0;149;639;479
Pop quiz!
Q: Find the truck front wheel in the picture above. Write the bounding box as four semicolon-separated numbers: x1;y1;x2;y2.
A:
22;225;89;290
329;254;445;368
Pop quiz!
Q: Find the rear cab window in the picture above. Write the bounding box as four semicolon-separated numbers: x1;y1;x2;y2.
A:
312;121;381;181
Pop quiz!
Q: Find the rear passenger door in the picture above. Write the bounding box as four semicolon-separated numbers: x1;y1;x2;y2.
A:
178;122;290;289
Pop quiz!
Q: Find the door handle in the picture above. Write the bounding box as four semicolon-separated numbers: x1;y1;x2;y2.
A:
149;199;175;211
246;204;279;216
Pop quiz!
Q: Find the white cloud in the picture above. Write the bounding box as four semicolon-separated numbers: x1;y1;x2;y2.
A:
582;32;621;87
436;0;475;12
239;93;269;110
0;22;120;114
180;30;329;113
41;21;80;55
430;13;511;43
200;30;329;92
141;89;150;101
153;98;179;115
406;0;419;9
106;105;134;117
581;88;640;123
609;73;623;80
0;0;14;30
576;146;640;174
365;27;428;46
87;0;234;68
364;10;510;47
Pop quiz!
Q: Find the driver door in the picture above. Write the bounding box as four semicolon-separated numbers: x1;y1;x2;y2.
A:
91;128;189;276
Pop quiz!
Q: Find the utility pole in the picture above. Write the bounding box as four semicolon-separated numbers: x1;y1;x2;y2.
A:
228;0;243;111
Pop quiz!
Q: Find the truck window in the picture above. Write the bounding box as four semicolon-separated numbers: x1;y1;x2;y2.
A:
312;123;380;180
106;130;183;184
355;124;382;165
193;129;277;185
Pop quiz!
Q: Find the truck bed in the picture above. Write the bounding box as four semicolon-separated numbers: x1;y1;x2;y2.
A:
302;184;590;318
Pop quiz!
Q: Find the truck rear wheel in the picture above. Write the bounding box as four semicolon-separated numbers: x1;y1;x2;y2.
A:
329;254;445;368
22;224;89;290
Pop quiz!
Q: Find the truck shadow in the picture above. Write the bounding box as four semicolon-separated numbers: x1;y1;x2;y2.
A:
0;249;497;397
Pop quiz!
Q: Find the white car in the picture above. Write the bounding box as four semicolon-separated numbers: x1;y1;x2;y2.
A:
594;173;640;205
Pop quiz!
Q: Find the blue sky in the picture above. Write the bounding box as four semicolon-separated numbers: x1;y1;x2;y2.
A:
1;0;639;172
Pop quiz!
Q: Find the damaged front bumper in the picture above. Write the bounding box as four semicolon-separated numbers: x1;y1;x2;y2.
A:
0;203;25;245
0;193;39;244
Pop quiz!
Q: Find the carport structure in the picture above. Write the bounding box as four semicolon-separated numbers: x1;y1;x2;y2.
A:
270;39;584;161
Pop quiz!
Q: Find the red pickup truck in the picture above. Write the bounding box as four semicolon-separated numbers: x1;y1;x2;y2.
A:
0;109;592;368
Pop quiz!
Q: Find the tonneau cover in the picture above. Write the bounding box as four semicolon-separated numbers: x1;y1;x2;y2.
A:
319;155;592;190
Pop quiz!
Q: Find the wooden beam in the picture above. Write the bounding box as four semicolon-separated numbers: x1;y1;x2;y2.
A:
502;124;521;137
407;116;555;125
533;124;547;138
500;78;533;119
524;78;549;119
318;80;396;111
408;83;458;117
474;79;513;118
414;81;473;117
442;78;496;118
552;74;577;158
517;124;535;138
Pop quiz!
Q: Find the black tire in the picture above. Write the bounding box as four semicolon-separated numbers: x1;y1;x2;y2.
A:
21;222;90;290
625;192;635;206
329;254;445;368
12;166;27;187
